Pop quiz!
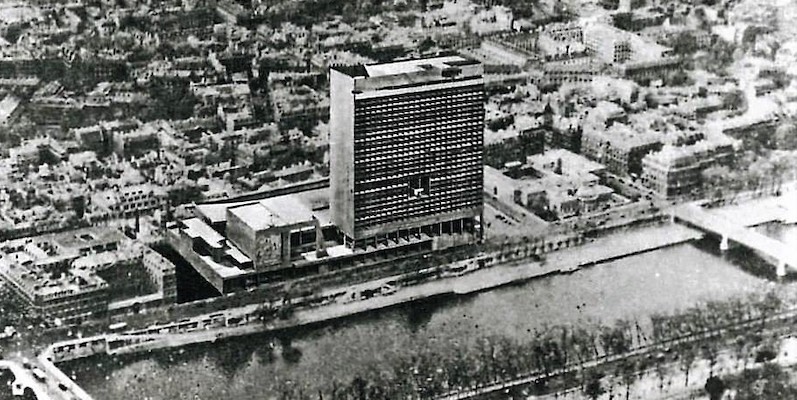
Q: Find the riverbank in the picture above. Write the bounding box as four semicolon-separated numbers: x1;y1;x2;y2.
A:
58;224;774;399
49;222;703;364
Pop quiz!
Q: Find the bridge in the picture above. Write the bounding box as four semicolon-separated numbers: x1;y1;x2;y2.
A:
672;204;797;277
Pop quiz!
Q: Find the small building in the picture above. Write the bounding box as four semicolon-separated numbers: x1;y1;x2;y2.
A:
641;134;736;198
0;226;134;324
485;153;616;221
111;124;160;159
581;123;663;176
141;246;177;304
169;188;346;293
92;184;167;219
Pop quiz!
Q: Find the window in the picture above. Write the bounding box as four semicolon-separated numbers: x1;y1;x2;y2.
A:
408;175;431;198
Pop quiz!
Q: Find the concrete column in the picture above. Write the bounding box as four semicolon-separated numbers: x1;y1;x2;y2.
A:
314;219;326;258
719;235;729;252
777;260;787;278
281;231;291;267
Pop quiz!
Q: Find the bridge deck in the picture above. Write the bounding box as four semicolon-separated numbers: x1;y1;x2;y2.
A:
673;204;797;268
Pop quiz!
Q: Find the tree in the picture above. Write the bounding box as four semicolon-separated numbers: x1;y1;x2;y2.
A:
351;376;368;400
418;37;436;54
680;344;697;387
583;370;606;400
734;363;797;400
21;387;36;400
722;90;745;111
667;69;691;86
702;341;720;377
617;359;637;400
774;122;797;150
72;196;87;220
672;31;698;55
704;376;726;400
733;334;750;370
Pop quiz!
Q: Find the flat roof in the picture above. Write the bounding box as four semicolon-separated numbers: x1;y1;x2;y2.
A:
182;218;224;247
195;200;255;225
197;253;248;278
363;56;475;77
527;149;606;175
260;196;315;226
225;244;251;265
0;256;107;298
196;187;333;228
45;226;126;250
228;203;281;231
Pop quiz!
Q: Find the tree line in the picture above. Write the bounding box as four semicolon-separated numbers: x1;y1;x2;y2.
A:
263;290;787;399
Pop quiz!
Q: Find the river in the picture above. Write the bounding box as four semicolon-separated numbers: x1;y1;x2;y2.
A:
60;225;797;399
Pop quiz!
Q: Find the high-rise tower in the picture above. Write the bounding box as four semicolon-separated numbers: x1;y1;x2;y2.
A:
330;56;484;249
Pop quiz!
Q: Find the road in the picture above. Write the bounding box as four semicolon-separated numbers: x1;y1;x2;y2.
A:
0;357;61;400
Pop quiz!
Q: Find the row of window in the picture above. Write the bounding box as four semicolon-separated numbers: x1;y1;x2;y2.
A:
355;198;481;227
357;88;482;107
355;186;482;213
356;95;484;118
355;162;481;186
353;142;481;163
354;180;482;206
354;171;481;195
356;86;483;109
112;199;160;211
354;134;481;155
354;114;483;136
354;155;481;178
354;117;481;142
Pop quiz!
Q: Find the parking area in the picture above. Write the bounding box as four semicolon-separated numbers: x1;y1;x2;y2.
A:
483;202;549;239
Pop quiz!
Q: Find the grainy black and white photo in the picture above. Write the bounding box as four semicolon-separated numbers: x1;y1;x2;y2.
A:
0;0;796;398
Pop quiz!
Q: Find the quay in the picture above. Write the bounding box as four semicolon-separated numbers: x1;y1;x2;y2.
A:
12;198;793;399
41;222;702;369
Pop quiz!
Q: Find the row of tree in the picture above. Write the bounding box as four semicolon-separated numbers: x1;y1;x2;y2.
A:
266;290;787;399
649;292;783;344
702;150;797;203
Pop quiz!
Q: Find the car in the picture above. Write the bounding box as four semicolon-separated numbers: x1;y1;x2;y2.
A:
32;368;47;382
58;383;68;391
